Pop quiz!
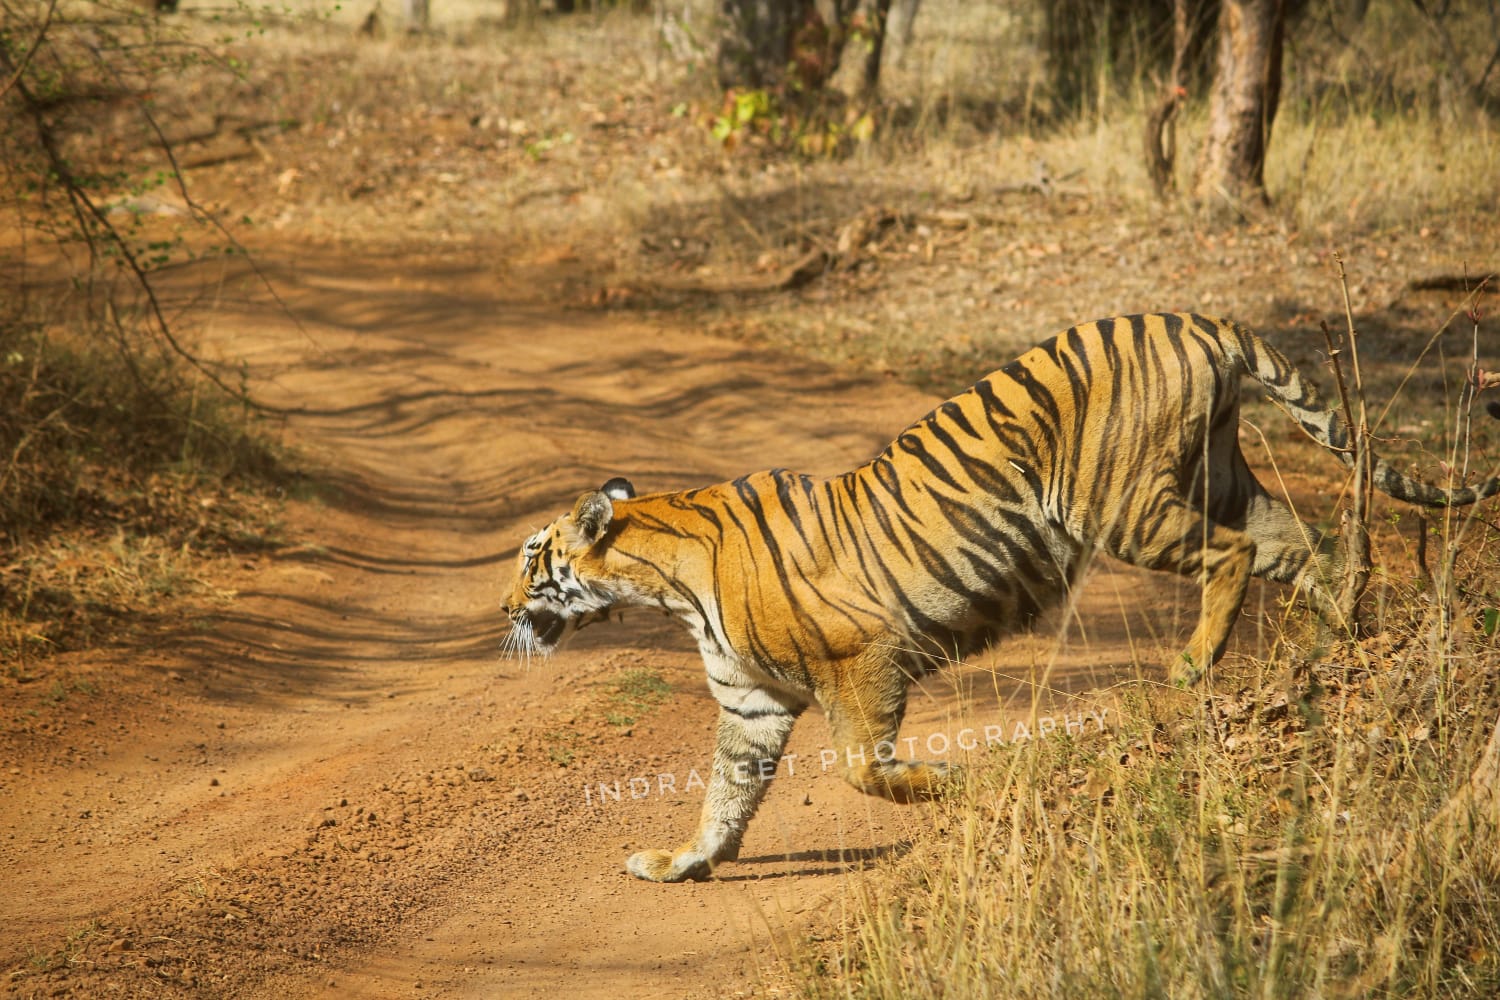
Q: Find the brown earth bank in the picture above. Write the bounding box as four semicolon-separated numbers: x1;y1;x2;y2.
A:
0;248;1245;999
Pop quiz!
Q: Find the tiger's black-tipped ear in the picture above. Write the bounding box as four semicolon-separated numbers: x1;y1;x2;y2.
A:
571;490;615;547
601;477;636;500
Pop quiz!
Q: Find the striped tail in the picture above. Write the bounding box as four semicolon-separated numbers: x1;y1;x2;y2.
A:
1214;317;1500;509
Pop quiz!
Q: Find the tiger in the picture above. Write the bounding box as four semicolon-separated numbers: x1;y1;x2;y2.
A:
502;312;1498;883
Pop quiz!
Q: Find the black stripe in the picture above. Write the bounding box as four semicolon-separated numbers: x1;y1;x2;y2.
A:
721;703;794;720
938;400;983;440
896;430;964;491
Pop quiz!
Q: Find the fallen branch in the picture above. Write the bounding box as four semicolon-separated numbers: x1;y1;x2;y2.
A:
623;206;900;298
176;140;271;171
641;247;833;296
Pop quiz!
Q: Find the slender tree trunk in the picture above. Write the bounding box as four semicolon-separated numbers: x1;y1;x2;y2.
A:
824;0;893;98
856;0;892;95
404;0;430;32
886;0;920;69
1193;0;1285;211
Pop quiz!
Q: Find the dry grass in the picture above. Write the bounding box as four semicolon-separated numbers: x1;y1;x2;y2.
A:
0;314;285;663
787;645;1500;997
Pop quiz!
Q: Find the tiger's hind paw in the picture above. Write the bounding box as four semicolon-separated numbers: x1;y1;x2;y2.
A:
626;847;714;883
1170;652;1205;688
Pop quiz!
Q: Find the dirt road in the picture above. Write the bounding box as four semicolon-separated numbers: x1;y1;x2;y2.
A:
2;251;1207;998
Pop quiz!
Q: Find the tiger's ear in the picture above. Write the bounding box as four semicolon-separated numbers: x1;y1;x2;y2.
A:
570;489;616;547
600;477;636;500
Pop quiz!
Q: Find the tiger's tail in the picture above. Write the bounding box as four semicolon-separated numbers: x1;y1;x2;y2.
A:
1214;317;1500;509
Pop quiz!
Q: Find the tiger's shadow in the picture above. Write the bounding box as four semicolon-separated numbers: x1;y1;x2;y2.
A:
715;843;908;881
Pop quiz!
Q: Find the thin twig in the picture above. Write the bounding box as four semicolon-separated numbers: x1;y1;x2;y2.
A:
1321;251;1372;636
0;0;60;102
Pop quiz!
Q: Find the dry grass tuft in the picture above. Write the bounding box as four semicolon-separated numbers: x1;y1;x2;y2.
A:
0;313;286;662
787;597;1500;997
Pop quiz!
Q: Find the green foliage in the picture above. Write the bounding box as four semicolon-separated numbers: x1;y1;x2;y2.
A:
709;87;875;158
710;88;781;146
544;730;579;767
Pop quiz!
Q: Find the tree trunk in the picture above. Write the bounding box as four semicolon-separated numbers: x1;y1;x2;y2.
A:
716;0;887;96
825;0;894;98
716;0;818;91
854;0;892;95
886;0;920;69
404;0;430;32
1193;0;1285;211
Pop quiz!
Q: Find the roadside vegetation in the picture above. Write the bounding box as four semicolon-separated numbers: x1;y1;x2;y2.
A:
1;0;288;666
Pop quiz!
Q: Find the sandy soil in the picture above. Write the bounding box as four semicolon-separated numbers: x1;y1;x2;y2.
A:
0;246;1234;998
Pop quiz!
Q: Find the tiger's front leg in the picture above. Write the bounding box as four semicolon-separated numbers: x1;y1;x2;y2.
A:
626;688;802;883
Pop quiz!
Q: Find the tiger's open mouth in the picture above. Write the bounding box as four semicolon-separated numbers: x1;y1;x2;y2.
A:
502;605;614;658
502;607;567;656
525;608;567;648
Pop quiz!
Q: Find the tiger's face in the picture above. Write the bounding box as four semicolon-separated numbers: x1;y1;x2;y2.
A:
502;478;636;658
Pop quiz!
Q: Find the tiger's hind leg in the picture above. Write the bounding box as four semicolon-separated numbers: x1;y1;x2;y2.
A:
1207;448;1342;615
1110;496;1256;684
820;644;956;802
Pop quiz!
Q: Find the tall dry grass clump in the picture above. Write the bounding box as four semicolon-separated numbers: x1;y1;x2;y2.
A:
790;623;1500;996
0;304;285;662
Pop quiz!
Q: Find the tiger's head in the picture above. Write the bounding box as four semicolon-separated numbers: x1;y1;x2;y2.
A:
502;477;637;658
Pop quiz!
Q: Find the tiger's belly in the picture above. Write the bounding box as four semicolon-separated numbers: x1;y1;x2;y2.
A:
715;514;1080;676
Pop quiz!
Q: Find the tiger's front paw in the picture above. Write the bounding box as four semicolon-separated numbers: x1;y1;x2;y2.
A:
626;847;714;883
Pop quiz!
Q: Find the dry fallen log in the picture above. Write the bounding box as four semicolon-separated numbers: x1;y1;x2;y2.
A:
626;206;902;298
642;247;833;296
